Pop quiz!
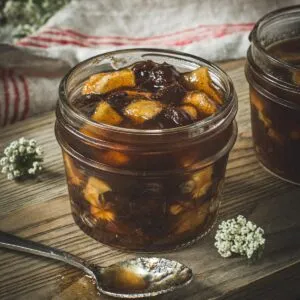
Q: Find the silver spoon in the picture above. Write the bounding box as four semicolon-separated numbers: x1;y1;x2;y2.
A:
0;231;193;298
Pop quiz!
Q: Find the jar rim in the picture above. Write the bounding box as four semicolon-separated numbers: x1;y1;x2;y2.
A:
250;5;300;72
59;48;237;138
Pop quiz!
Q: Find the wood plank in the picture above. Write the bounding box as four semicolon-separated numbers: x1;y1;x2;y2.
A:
0;60;300;300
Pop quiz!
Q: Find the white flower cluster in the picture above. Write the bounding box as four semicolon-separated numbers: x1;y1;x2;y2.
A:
2;0;70;40
0;137;43;180
215;215;265;259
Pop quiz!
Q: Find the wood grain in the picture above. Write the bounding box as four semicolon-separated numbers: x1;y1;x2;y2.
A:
0;60;300;300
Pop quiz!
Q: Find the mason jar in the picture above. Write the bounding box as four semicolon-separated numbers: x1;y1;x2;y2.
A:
245;6;300;184
55;49;238;252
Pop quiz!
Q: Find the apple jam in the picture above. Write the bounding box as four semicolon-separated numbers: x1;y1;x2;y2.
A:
245;6;300;184
56;49;237;251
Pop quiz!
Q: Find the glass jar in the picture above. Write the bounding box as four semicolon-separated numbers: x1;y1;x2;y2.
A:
56;49;238;252
245;6;300;184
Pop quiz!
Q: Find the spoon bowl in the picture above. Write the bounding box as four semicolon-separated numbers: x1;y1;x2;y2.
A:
94;257;193;298
0;231;193;298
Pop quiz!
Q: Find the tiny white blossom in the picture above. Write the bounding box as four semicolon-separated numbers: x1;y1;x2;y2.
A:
237;215;247;225
247;221;257;231
231;244;239;253
246;249;254;259
0;157;8;166
4;148;12;156
36;147;43;156
222;251;232;258
1;166;8;173
28;168;35;174
19;137;26;145
9;156;16;163
29;139;37;147
256;227;264;235
32;161;40;168
19;145;25;153
12;150;19;156
10;141;19;149
26;146;35;154
13;170;21;177
7;173;14;180
241;227;249;235
9;164;15;171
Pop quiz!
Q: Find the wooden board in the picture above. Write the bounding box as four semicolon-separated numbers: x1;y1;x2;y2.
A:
1;60;300;300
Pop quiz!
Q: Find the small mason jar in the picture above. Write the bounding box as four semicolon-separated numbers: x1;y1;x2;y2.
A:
56;49;238;252
245;6;300;184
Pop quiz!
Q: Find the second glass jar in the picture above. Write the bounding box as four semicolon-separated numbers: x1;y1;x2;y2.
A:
245;6;300;184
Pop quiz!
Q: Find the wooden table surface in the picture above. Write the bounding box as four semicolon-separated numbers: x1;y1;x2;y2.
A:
1;59;300;300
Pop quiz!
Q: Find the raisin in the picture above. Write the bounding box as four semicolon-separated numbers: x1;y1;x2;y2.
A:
132;60;157;86
72;94;103;117
141;63;181;91
105;91;132;114
159;107;193;128
154;82;186;104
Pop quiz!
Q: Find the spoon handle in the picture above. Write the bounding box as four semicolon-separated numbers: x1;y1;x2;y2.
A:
0;231;93;276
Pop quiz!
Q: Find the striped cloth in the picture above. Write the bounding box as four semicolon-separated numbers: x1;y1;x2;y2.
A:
0;0;298;126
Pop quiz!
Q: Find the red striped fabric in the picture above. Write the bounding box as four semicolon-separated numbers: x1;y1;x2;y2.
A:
0;70;30;125
2;70;9;126
9;71;20;124
17;41;48;48
17;23;254;49
19;75;30;120
42;23;254;42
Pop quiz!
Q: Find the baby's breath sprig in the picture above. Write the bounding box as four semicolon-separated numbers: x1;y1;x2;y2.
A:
1;0;71;40
0;137;43;180
215;215;265;261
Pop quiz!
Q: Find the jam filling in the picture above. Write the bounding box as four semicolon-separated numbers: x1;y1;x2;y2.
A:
73;60;223;130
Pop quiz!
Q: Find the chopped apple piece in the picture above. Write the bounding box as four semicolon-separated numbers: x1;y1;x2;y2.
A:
124;100;163;124
122;89;152;99
191;165;213;199
83;176;111;207
82;69;135;95
80;124;102;139
180;105;198;120
92;102;123;125
169;200;194;216
251;95;264;112
182;67;223;104
178;151;199;168
183;91;217;116
258;111;272;128
179;166;213;200
172;201;210;234
102;150;130;166
90;204;115;222
292;71;300;85
82;73;104;95
169;203;184;215
63;153;83;186
267;128;284;144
